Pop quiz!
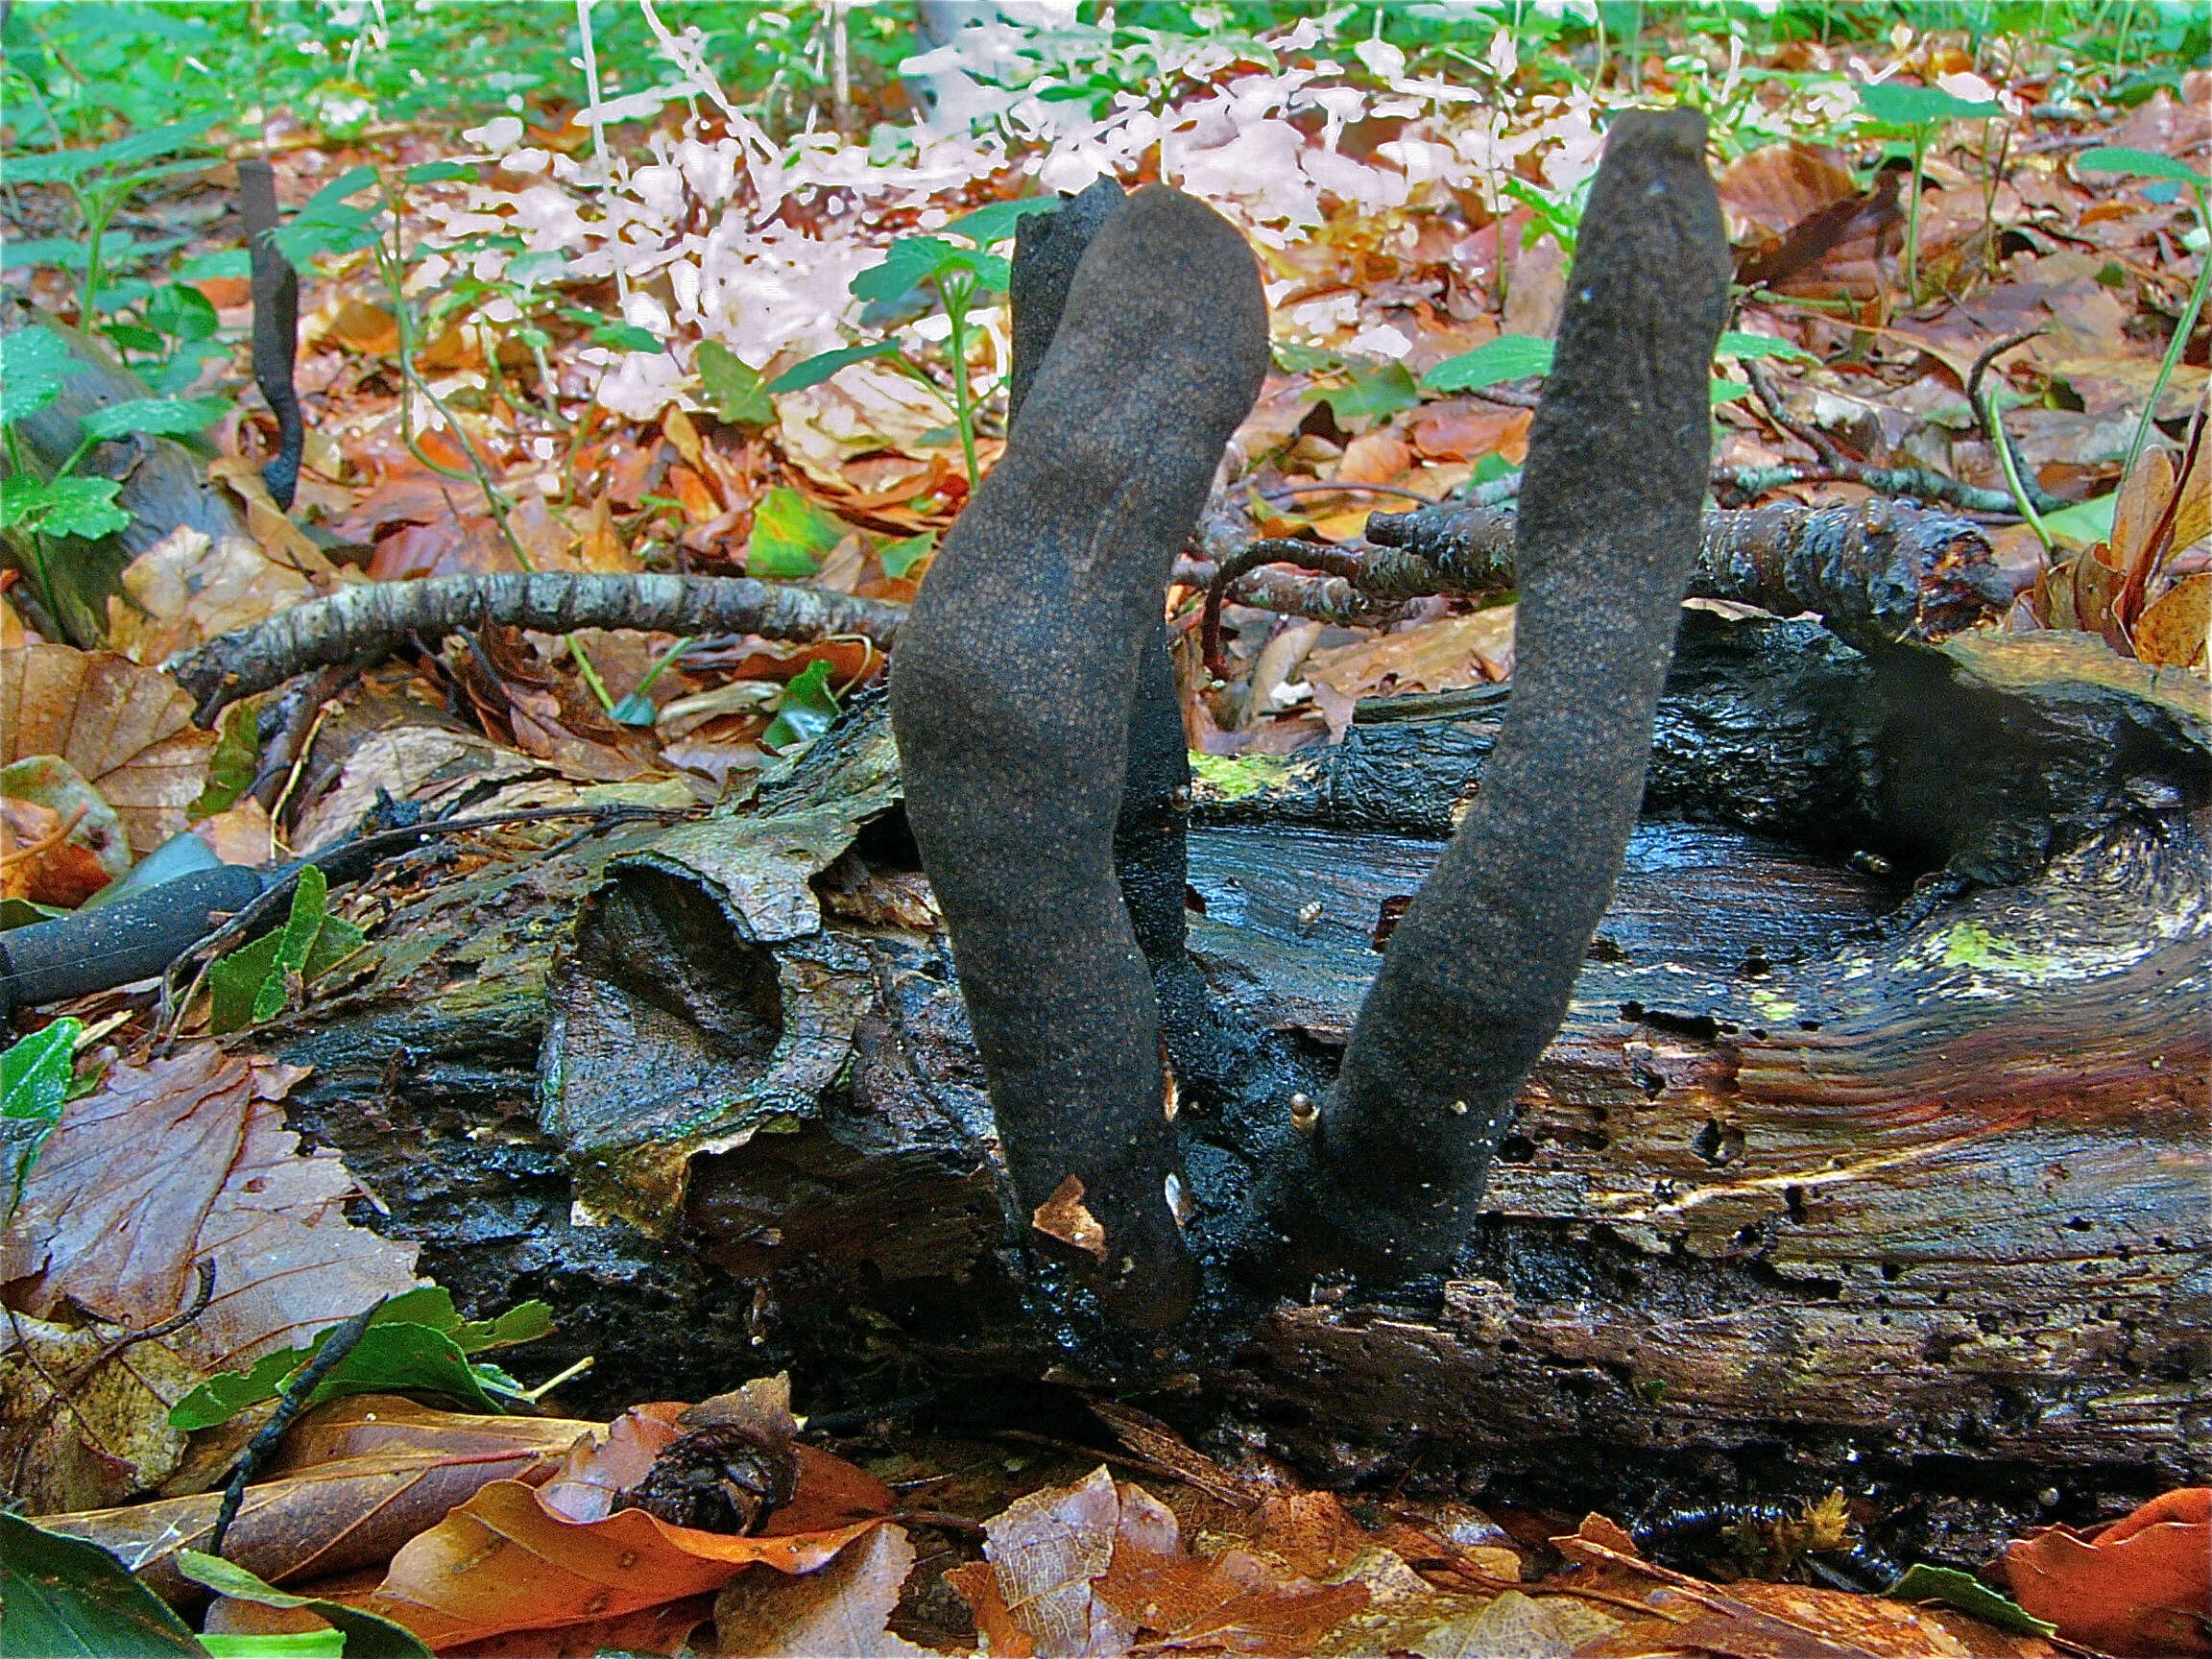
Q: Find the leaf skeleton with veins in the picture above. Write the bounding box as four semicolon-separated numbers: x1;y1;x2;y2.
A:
886;108;1731;1329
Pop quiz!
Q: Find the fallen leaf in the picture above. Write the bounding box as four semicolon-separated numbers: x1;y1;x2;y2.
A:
0;1310;199;1513
715;1521;937;1657
2;645;219;854
0;1045;422;1377
2007;1487;2212;1656
1409;401;1530;464
1033;1175;1108;1262
107;526;318;666
1;755;131;905
2136;574;2210;671
1304;608;1516;702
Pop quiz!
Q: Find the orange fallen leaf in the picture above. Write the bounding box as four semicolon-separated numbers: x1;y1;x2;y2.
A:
2007;1487;2211;1657
2;644;219;854
365;1389;894;1648
1033;1174;1107;1261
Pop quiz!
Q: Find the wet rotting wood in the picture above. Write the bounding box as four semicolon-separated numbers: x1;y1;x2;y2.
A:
253;618;2207;1567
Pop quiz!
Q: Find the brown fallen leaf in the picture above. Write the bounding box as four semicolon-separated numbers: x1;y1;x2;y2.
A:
1;644;220;854
715;1520;938;1658
1033;1174;1108;1262
38;1429;577;1607
950;1466;1367;1659
2006;1487;2211;1657
1;754;130;905
2136;572;2210;671
364;1389;894;1648
1304;608;1516;702
0;1309;199;1513
107;525;321;666
0;1045;422;1377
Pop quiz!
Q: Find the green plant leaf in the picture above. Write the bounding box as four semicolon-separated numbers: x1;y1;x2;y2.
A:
593;319;663;353
1272;340;1342;374
169;1289;551;1431
2076;146;2209;190
403;159;476;184
0;474;133;541
0;1510;207;1656
80;396;228;441
1856;82;2001;129
1710;379;1752;404
878;529;937;579
207;930;282;1035
3;1017;79;1222
696;340;774;425
1421;334;1555;392
206;865;367;1033
180;1551;432;1659
764;339;903;396
761;658;839;753
191;699;261;817
271;166;384;267
1887;1565;2056;1637
200;1632;348;1658
146;282;221;342
943;196;1051;248
1322;360;1422;423
176;249;251;281
1716;330;1816;363
0;237;91;270
851;236;959;303
1;328;76;423
2039;492;2119;552
745;485;848;577
505;249;568;287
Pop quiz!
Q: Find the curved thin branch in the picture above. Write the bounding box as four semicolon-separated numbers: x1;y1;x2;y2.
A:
172;572;907;720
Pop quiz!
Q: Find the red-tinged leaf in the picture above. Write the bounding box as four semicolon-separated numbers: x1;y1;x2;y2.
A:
2007;1488;2211;1656
444;1592;716;1657
363;1479;882;1647
0;1045;421;1376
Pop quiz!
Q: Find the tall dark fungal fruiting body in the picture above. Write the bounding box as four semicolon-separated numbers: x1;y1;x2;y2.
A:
1286;107;1732;1281
237;158;303;514
887;186;1269;1328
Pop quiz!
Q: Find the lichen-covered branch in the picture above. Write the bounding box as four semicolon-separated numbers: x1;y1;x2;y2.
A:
172;572;908;719
1201;494;2011;673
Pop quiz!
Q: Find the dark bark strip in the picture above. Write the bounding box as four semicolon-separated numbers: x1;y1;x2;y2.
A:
888;186;1268;1328
1265;108;1734;1284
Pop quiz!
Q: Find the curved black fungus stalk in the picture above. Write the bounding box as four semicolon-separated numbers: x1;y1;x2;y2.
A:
239;158;302;513
1008;179;1219;1086
1270;108;1732;1284
889;186;1268;1330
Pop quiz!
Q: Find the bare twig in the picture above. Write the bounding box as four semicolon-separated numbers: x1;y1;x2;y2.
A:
172;572;908;720
207;1295;386;1558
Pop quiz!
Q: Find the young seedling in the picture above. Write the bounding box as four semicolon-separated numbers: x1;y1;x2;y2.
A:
1854;82;2001;300
2076;147;2210;478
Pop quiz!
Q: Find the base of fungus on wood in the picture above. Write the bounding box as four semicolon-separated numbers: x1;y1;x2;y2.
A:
258;615;2210;1567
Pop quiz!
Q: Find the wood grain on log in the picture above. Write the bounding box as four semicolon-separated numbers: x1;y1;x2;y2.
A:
259;617;2208;1562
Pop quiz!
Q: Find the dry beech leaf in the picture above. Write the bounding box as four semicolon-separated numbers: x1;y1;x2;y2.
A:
0;1310;199;1514
2109;445;2176;577
1305;608;1517;703
38;1426;577;1608
0;1044;421;1375
2007;1487;2211;1657
715;1520;937;1658
950;1466;1368;1659
1033;1174;1108;1261
364;1395;894;1649
2135;573;2210;671
107;525;318;666
1;754;132;905
1;644;219;854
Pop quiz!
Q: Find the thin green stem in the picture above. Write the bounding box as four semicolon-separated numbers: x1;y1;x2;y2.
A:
567;635;616;711
941;275;980;492
2121;183;2210;480
1903;131;1927;300
1985;387;2054;558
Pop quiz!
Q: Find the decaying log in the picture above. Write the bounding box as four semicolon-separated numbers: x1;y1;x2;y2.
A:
260;616;2209;1564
